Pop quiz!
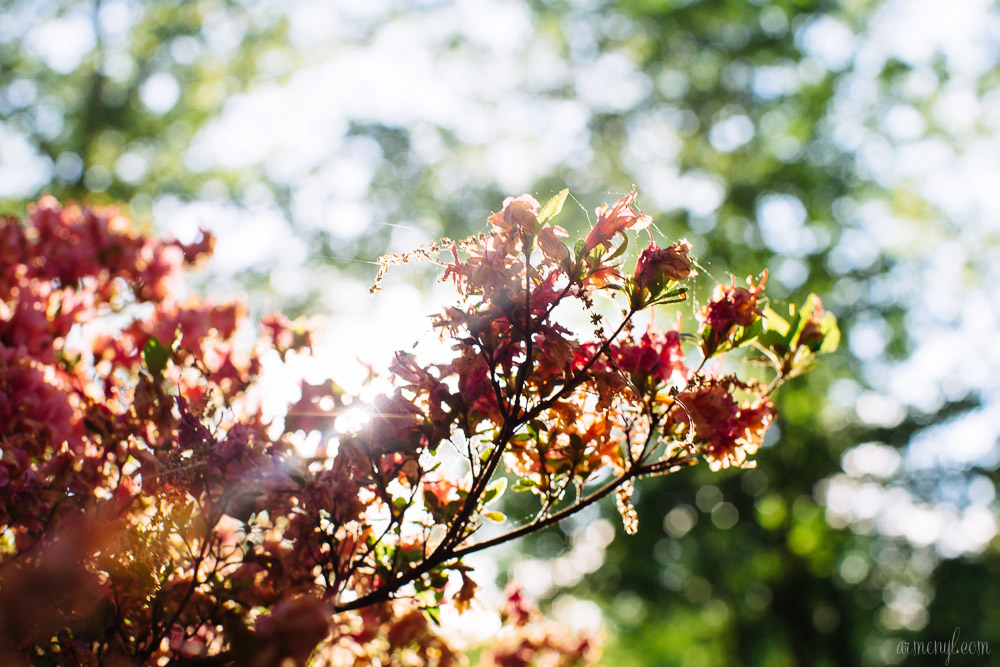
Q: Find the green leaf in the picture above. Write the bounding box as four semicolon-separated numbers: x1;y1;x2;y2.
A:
790;294;822;347
133;561;156;590
758;329;789;355
483;511;506;523
798;293;823;322
174;503;194;529
762;306;791;337
512;478;536;492
375;541;394;565
142;335;170;379
660;286;688;300
568;433;583;451
537;188;570;226
732;318;763;349
483;477;507;505
602;282;630;294
604;233;629;263
424;491;441;511
422;605;441;625
818;312;840;353
700;324;722;357
649;287;688;307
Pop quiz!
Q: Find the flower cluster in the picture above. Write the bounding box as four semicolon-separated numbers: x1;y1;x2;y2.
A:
0;189;836;666
670;378;774;471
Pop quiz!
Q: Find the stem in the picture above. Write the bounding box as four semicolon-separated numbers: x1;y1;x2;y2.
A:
511;240;534;411
440;422;514;550
143;530;214;660
763;372;786;397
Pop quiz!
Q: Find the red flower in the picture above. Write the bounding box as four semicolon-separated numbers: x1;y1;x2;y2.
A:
583;188;652;253
612;330;687;387
262;313;316;361
422;478;463;507
699;271;767;355
634;240;695;290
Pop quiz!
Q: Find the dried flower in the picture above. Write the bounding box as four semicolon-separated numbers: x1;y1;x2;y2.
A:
615;479;639;535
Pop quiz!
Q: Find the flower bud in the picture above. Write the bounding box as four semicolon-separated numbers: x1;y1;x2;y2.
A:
796;296;829;352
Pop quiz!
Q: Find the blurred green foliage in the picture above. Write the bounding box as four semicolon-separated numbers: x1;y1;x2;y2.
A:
0;0;295;209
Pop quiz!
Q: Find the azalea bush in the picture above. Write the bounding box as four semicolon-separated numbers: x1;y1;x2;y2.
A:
0;190;837;666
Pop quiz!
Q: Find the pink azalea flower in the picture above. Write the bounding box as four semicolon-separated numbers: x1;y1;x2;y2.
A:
583;188;652;253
